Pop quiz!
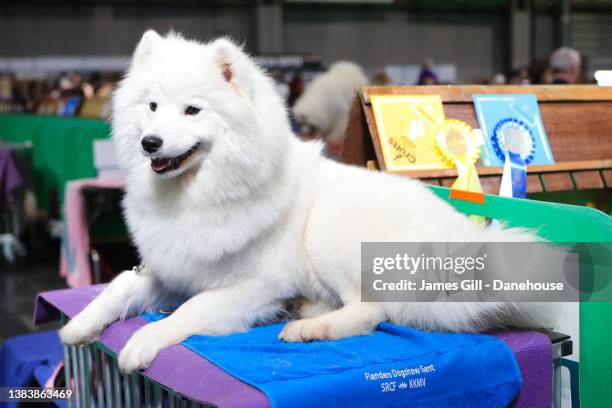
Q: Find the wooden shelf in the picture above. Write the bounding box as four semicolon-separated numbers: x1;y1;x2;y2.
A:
342;85;612;195
396;159;612;179
361;85;612;103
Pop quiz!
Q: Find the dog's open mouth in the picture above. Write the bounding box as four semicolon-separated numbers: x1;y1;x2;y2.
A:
151;143;202;174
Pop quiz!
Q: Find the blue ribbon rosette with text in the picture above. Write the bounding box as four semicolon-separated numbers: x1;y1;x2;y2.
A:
473;93;554;198
492;118;535;198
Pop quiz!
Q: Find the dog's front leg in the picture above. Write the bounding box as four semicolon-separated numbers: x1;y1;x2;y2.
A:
117;281;281;373
60;268;162;345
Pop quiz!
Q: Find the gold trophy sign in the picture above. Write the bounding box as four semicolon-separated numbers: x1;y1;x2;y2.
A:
372;95;484;205
371;95;447;171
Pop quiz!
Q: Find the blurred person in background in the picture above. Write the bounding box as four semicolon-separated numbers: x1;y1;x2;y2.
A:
287;72;304;108
510;67;531;85
59;72;84;98
371;71;392;86
292;61;369;158
82;72;103;99
417;60;439;85
550;46;582;84
526;60;553;85
491;73;507;85
542;66;555;84
96;82;115;99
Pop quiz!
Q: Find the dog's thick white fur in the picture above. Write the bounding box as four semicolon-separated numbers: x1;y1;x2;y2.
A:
60;31;545;374
292;61;369;141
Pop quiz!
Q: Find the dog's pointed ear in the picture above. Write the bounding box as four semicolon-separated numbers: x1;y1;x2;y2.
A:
133;30;162;66
209;38;252;95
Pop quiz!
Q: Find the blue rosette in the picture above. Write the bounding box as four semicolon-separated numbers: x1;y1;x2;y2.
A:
492;118;536;198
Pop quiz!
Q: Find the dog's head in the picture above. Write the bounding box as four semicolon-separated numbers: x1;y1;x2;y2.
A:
113;31;290;200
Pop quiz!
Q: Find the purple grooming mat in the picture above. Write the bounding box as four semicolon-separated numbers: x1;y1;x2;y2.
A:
34;286;552;407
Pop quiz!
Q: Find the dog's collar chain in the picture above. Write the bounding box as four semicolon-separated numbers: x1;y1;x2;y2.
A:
132;264;146;276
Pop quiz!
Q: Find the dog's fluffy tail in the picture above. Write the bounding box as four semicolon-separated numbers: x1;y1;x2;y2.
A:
384;223;559;333
385;299;557;334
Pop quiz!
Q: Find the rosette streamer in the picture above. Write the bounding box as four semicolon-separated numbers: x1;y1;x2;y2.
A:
492;118;535;198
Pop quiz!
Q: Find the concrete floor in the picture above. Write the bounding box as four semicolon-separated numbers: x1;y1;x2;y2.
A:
0;263;67;343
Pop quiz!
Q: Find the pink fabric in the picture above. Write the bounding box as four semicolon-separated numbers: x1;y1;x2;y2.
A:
44;361;64;388
59;178;126;287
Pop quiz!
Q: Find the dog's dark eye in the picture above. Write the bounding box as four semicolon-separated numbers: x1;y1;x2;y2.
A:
185;105;201;116
149;102;157;112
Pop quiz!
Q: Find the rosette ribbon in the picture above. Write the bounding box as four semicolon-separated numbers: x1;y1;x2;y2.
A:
492;118;535;199
434;119;483;194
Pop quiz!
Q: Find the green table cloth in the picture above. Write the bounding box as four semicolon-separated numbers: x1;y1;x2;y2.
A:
0;114;111;215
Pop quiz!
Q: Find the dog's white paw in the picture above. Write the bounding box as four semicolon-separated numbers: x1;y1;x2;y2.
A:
118;325;165;374
59;318;101;345
279;318;335;342
279;316;376;342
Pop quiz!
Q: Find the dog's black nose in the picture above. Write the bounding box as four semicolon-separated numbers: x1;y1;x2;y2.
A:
141;136;163;153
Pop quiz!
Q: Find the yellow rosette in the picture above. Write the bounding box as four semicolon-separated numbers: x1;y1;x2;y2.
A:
434;119;485;223
434;119;483;194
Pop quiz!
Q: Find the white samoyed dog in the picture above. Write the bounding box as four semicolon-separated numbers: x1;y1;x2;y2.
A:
60;31;545;374
293;61;369;142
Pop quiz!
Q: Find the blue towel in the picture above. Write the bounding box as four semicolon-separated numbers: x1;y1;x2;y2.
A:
0;331;64;408
143;314;522;408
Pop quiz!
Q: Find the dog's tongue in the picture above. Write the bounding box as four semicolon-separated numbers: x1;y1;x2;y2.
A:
151;158;171;172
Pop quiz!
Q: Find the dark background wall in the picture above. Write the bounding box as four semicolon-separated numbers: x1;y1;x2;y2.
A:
0;5;254;57
1;1;610;81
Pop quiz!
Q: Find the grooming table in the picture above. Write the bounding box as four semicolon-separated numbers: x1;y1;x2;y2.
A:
34;285;565;407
